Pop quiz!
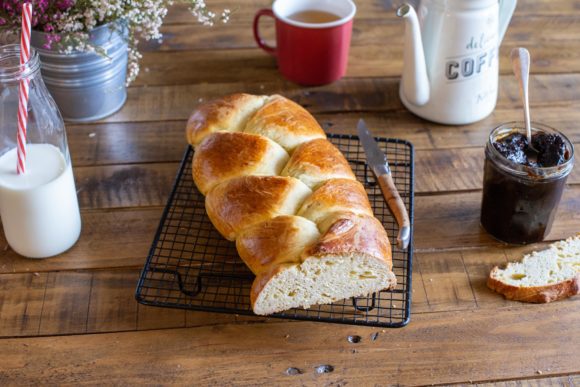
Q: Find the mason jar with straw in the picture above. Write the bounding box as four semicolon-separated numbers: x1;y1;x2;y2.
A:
0;4;81;258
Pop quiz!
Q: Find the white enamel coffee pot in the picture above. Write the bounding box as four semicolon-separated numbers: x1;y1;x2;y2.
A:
397;0;517;125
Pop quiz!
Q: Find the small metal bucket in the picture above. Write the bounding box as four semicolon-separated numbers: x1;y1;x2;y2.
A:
30;22;128;123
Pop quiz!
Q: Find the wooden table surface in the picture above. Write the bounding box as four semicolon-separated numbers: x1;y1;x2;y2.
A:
1;0;580;385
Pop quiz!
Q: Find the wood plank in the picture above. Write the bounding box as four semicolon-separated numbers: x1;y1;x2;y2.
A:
461;249;511;308
0;273;46;337
105;74;580;123
0;303;577;385
66;147;578;212
185;310;237;328
0;244;580;337
65;105;580;171
87;269;138;333
137;304;186;331
163;0;397;25
1;244;577;337
415;147;580;193
75;163;176;209
2;183;580;274
0;261;426;337
133;43;580;86
414;252;477;312
474;374;580;386
409;259;430;314
146;15;580;52
0;208;160;274
67;121;186;167
162;0;580;25
136;17;580;83
38;271;92;336
414;186;580;251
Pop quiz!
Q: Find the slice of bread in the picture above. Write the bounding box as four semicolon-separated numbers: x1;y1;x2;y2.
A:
487;234;580;303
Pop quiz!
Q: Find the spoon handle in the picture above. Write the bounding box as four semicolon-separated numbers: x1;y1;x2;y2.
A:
510;47;532;141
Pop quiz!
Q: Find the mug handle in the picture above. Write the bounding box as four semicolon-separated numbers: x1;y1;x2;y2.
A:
253;9;277;56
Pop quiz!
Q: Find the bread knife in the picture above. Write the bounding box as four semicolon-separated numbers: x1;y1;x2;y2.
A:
357;119;411;250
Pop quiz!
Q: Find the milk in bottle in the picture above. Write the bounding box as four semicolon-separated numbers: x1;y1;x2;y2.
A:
0;44;81;258
0;144;81;257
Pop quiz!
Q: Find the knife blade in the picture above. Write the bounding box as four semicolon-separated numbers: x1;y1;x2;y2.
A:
357;119;411;250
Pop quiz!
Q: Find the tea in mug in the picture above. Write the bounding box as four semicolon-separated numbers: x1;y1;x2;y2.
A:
288;10;341;23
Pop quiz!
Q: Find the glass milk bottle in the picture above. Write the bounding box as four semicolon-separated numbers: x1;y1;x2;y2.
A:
0;44;81;258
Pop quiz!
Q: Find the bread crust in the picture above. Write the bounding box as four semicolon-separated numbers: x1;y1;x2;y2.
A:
487;268;580;303
298;179;373;228
244;95;326;151
192;132;288;195
236;215;320;275
250;264;290;309
281;139;356;189
305;212;392;270
205;176;311;241
186;93;267;146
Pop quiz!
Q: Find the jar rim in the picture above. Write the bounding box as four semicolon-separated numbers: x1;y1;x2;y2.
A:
0;44;41;82
487;121;575;179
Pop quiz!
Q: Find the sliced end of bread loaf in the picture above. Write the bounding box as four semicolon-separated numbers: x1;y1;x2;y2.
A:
487;234;580;303
251;254;397;316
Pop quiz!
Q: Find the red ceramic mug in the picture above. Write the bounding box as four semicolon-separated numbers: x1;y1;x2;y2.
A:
253;0;356;86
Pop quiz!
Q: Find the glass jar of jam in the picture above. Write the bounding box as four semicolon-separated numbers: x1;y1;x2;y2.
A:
480;122;574;244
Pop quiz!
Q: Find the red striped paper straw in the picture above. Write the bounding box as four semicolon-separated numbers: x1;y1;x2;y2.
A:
16;3;32;175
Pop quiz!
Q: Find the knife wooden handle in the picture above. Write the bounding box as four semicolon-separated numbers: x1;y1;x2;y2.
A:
377;173;411;249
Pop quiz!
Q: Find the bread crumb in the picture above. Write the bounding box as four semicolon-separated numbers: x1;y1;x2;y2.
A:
33;272;40;277
537;370;543;375
88;133;96;138
429;278;433;282
347;335;361;344
285;367;302;376
284;334;290;339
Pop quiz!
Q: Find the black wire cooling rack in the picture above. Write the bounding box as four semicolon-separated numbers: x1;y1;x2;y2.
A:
135;134;414;328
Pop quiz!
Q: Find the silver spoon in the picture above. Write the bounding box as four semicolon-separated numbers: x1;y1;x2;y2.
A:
510;47;538;153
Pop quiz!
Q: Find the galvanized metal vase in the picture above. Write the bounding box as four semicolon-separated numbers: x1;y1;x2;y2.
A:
30;22;128;123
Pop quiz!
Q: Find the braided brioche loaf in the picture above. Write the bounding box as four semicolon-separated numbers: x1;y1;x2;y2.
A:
186;93;396;315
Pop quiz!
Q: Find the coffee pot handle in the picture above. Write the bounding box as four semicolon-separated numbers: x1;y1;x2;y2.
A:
498;0;517;44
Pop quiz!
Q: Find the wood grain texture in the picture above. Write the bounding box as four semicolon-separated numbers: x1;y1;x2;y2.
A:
146;15;580;53
162;0;580;25
67;121;186;166
414;186;580;251
64;105;580;169
474;375;580;386
87;269;139;333
100;74;580;123
75;163;177;209
0;303;577;385
414;252;477;312
132;46;580;86
1;0;579;384
0;244;577;338
38;271;92;336
1;184;579;274
0;209;160;274
136;16;580;86
0;273;47;337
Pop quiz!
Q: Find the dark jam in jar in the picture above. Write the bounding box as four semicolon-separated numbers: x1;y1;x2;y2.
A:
480;122;574;244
